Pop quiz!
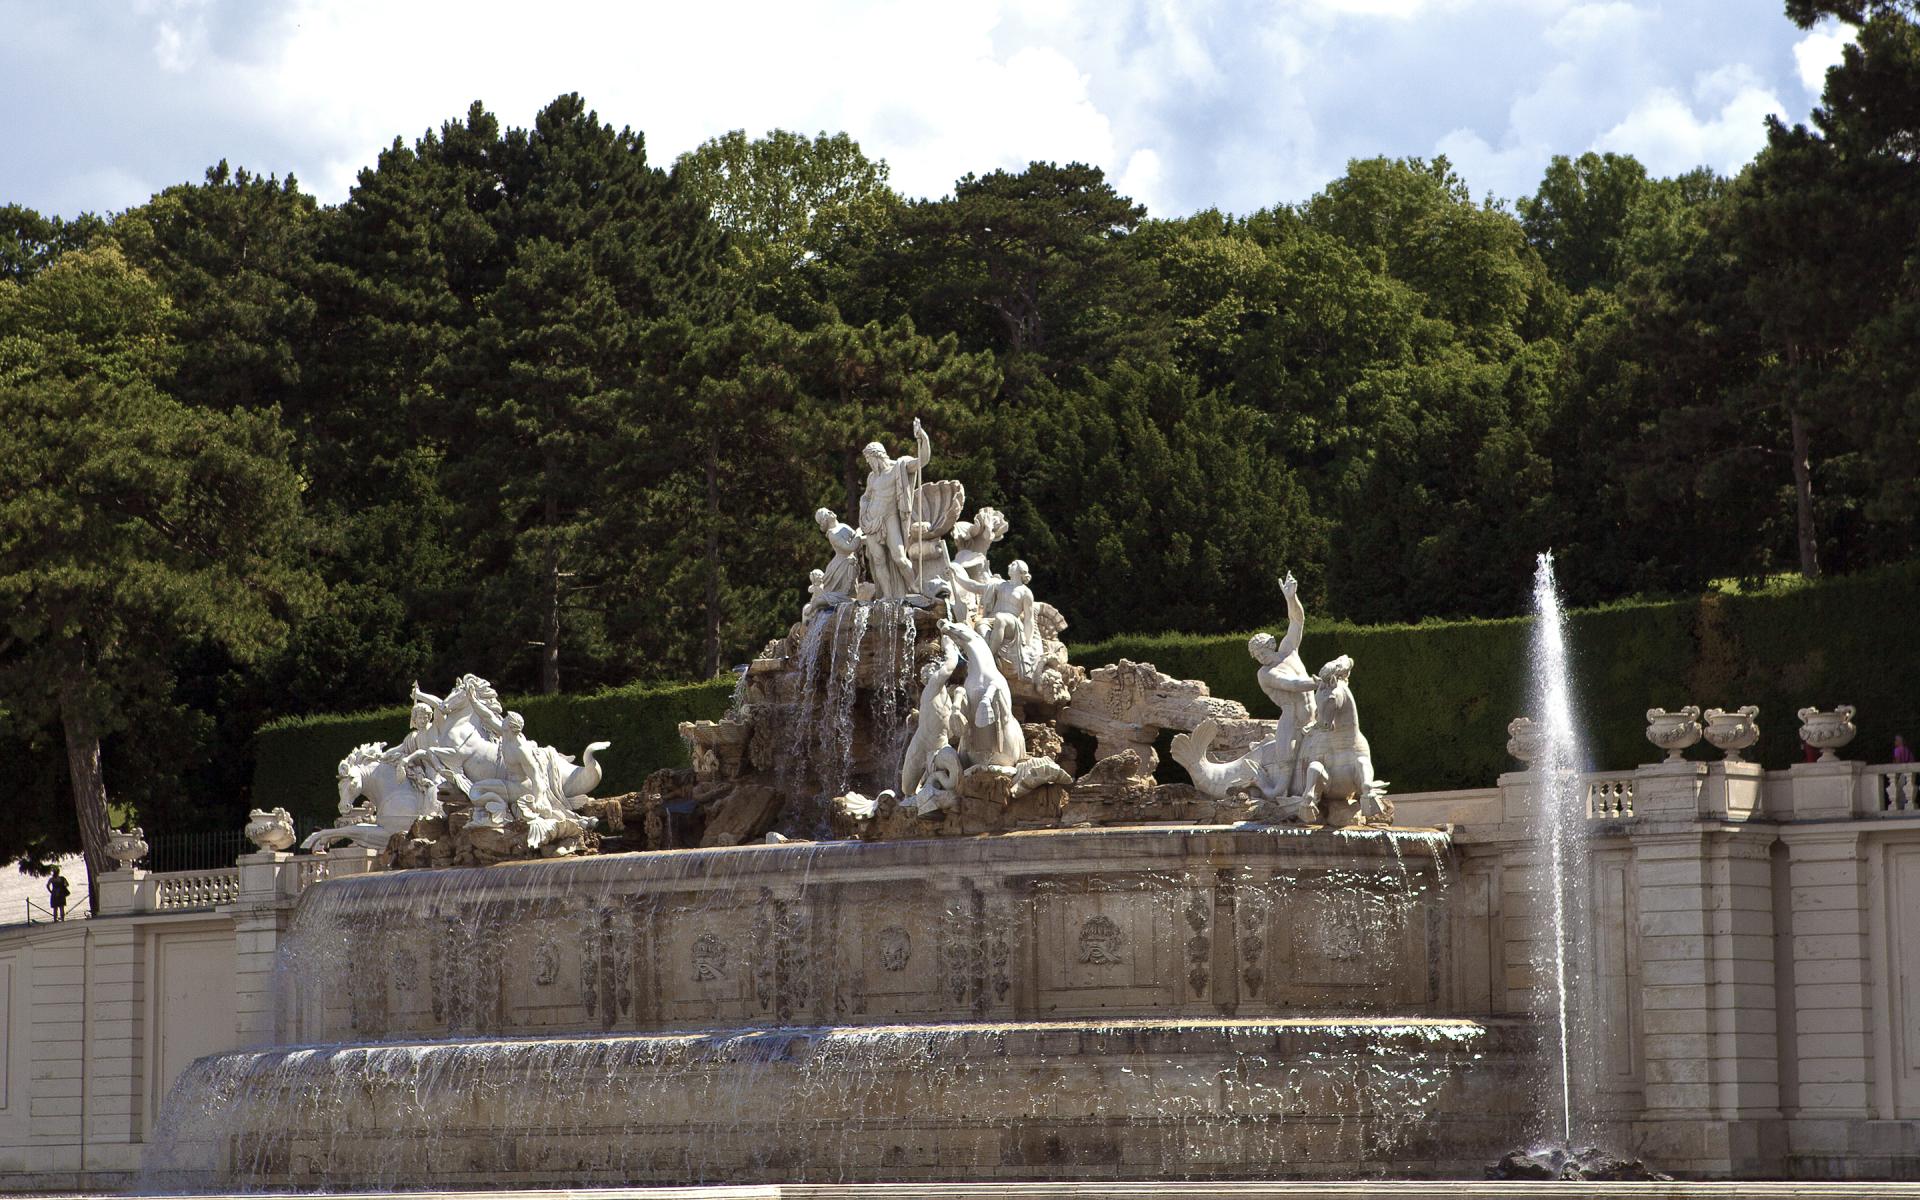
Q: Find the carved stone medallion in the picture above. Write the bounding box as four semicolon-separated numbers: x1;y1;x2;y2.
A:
1077;914;1124;965
692;932;729;982
877;925;912;972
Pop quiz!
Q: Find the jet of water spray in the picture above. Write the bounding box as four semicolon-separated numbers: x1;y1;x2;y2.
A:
1528;551;1593;1147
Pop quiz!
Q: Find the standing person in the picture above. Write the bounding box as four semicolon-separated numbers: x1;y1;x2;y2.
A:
1895;734;1914;764
46;869;70;922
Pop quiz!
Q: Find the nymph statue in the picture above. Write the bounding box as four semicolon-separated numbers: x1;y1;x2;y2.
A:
806;507;865;617
1171;572;1389;825
939;619;1025;767
950;559;1040;681
948;506;1008;621
900;637;969;813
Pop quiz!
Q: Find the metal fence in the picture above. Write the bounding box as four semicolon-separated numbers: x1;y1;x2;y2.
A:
143;818;332;873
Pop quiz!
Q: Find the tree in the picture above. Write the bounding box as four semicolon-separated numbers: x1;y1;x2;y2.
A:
0;205;106;283
1518;152;1650;294
851;162;1169;396
1302;156;1551;359
299;95;726;695
982;363;1317;639
113;162;320;412
0;246;316;907
1786;0;1918;24
675;129;897;315
1703;7;1920;577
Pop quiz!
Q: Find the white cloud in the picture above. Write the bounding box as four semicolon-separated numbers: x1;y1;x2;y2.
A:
1544;2;1644;52
1310;0;1437;17
1594;70;1785;176
179;1;1126;204
0;0;1844;218
1435;127;1542;200
1117;147;1166;211
1792;21;1853;93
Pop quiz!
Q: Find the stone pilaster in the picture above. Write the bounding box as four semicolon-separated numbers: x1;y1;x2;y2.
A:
80;921;142;1177
1778;826;1874;1119
1633;760;1708;820
1629;825;1782;1174
24;926;86;1184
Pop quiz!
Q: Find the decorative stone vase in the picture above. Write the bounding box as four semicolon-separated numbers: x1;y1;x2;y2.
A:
1506;717;1545;765
1796;705;1857;762
106;826;149;871
1703;706;1761;762
245;807;297;852
1645;706;1703;761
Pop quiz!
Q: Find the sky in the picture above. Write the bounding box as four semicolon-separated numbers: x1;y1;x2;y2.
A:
0;0;1854;222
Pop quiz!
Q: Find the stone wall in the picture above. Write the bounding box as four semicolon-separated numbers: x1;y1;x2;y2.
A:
1393;755;1920;1179
2;759;1919;1186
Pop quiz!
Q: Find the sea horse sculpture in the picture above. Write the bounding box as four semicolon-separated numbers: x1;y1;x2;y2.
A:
1298;655;1391;825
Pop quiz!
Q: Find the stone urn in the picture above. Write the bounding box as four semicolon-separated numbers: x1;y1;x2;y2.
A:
1506;717;1545;766
106;826;149;871
245;807;297;852
1703;706;1761;762
1796;705;1857;762
1645;706;1703;761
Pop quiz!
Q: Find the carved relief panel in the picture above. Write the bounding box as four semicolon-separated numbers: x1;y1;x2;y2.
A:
1031;876;1179;1013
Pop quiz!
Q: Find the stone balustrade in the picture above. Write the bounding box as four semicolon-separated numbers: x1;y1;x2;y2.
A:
94;846;378;917
1869;764;1919;816
153;868;240;911
1584;771;1636;819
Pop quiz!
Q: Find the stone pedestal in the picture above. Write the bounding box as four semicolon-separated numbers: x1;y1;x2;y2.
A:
1496;769;1536;825
1701;761;1765;821
1631;760;1709;821
93;869;150;916
1785;759;1865;822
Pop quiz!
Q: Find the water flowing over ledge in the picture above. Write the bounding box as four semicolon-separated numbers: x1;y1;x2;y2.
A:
146;1016;1527;1190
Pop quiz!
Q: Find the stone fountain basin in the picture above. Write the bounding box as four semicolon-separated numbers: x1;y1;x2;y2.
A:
276;825;1463;1042
147;1016;1535;1189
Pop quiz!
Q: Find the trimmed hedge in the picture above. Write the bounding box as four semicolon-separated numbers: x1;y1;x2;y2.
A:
1076;560;1920;793
253;562;1920;819
252;678;732;827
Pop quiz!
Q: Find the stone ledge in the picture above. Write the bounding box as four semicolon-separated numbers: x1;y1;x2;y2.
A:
21;1182;1920;1198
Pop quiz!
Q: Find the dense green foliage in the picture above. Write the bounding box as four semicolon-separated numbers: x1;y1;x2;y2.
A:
253;678;731;827
4;1;1919;865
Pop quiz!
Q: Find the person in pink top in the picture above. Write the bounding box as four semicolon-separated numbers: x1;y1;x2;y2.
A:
1895;734;1914;764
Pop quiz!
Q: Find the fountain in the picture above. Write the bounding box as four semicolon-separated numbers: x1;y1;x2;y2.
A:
1528;551;1594;1147
143;420;1546;1190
